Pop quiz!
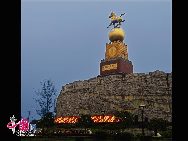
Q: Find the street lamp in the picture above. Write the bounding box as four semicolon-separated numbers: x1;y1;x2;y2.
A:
139;104;146;136
101;110;105;122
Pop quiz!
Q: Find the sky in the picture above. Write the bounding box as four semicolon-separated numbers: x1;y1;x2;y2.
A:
21;0;172;120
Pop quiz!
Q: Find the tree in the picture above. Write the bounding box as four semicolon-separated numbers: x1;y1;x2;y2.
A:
114;111;134;128
30;119;38;124
134;115;139;127
35;80;57;117
36;112;55;136
36;112;55;128
77;114;93;128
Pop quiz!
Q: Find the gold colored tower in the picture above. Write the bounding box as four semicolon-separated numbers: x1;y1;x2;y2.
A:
100;12;133;76
106;28;128;60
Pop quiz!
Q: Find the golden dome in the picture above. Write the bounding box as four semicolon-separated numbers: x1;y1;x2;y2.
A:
109;28;125;42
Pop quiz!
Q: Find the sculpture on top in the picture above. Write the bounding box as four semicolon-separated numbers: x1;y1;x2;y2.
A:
107;12;126;28
107;12;126;42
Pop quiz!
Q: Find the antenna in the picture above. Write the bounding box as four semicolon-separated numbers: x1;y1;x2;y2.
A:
28;111;31;121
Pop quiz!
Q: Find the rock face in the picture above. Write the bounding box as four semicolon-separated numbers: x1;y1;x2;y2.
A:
56;70;172;121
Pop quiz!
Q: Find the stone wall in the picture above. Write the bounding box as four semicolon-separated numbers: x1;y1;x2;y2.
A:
56;70;172;121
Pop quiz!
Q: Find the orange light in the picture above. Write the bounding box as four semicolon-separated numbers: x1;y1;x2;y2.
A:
55;116;80;124
55;115;121;124
91;115;120;123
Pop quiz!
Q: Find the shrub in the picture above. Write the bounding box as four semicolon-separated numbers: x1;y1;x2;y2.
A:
114;132;134;141
160;130;172;138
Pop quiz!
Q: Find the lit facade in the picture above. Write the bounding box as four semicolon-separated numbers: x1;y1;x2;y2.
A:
54;115;120;124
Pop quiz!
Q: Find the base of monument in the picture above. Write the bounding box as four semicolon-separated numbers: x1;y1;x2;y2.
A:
100;58;133;76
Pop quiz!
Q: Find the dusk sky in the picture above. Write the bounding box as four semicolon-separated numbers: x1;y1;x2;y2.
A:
21;0;172;120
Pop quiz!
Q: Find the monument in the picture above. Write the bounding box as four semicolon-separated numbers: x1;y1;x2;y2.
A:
55;12;172;123
100;12;133;76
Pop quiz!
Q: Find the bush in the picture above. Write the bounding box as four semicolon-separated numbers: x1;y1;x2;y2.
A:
94;130;108;140
95;130;108;136
114;132;134;141
136;133;143;138
160;130;172;138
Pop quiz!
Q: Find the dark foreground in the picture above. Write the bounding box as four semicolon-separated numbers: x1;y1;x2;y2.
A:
21;136;172;141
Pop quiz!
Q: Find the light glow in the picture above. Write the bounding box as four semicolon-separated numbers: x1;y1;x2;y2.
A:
54;116;80;124
91;115;120;123
55;115;120;124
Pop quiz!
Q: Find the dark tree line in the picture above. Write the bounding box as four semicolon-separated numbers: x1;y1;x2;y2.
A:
35;79;57;117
